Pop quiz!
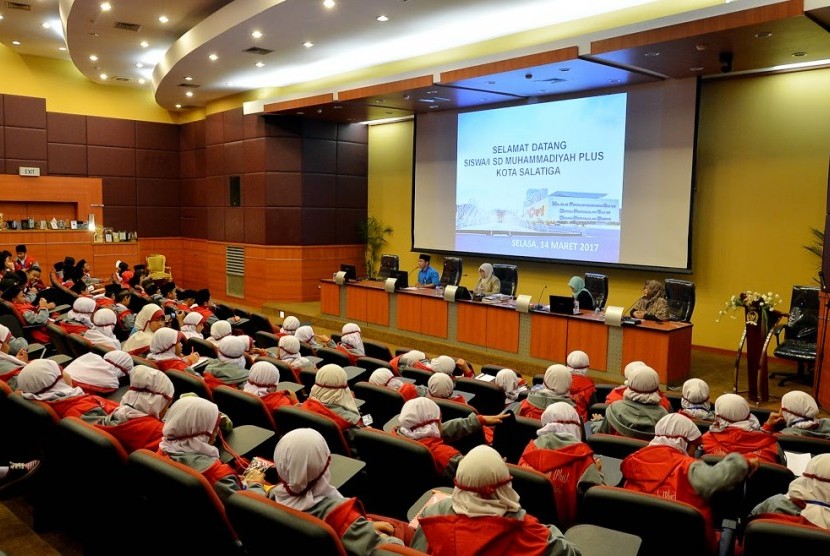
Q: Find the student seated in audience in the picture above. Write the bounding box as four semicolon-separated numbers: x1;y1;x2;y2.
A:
122;303;165;355
604;361;672;413
494;368;524;407
597;366;668;440
389;349;427;374
177;289;196;312
269;428;406;553
0;323;28;387
413;354;457;376
749;453;830;529
82;307;121;350
64;350;133;395
701;393;784;464
279;315;300;336
0;250;14;279
112;260;130;286
23;266;47;301
518;365;577;420
1;285;51;344
395;397;504;482
622;413;757;550
75;259;101;289
368;368;424;402
13;244;38;272
472;263;501;296
158;282;178;311
336;322;365;365
113;288;136;335
678;378;715;421
157;396;268;502
565;350;596;419
301;364;364;436
294;325;335;351
146;327;200;372
761;390;830;439
95;365;174;453
17;359;119;420
275;335;314;381
190;288;219;327
0;459;41;495
519;402;604;529
427;373;467;405
180;311;206;340
242;360;299;410
203;335;250;390
143;281;162;305
412;444;580;555
568;275;594;311
629;279;670;321
0;321;29;359
208;319;232;347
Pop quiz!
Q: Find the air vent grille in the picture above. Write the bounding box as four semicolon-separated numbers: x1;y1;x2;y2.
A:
226;246;245;277
6;2;31;10
114;21;142;32
244;46;273;55
178;83;200;88
113;76;130;82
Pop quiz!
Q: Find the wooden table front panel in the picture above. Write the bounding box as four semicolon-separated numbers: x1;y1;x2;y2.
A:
345;286;367;321
622;324;692;384
485;306;519;353
365;288;390;326
396;294;423;333
456;303;488;346
529;313;568;362
320;282;340;315
420;297;448;339
567;318;608;371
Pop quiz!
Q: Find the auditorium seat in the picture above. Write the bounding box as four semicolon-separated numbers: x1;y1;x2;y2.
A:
363;338;393;361
356;356;394;374
187;336;218;357
454;376;506;416
352;382;405;428
742;517;830;553
212;385;279;433
586;433;648;460
273;406;352;457
776;434;830;455
254;330;280;350
492;413;543;464
164;369;213;401
506;463;558;525
492;264;518;298
401;366;433;386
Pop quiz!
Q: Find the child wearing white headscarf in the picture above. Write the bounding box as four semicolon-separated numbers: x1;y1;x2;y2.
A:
280;315;300;336
269;428;404;551
95;365;173;452
494;369;523;406
701;393;784;464
243;361;298;411
0;323;28;387
473;263;501;296
390;349;427;375
762;390;830;439
427;373;467;405
17;359;118;421
59;296;97;334
276;335;314;372
336;323;365;365
204;335;250;390
158;396;268;501
606;360;674;410
415;355;456;376
369;368;424;401
519;364;577;420
122;303;164;354
180;312;206;340
64;350;133;394
293;325;335;351
598;366;668;440
82;307;122;350
678;378;715;421
519;402;604;528
301;364;363;435
750;453;830;529
566;350;596;420
412;445;580;555
208;320;233;346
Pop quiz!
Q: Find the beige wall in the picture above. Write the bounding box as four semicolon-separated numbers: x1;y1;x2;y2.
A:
369;69;830;352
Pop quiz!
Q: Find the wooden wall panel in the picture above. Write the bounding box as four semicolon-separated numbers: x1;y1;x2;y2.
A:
397;294;423;333
567;319;608;372
486;306;519;353
365;288;390;326
457;302;488;346
345;286;368;322
321;282;340;315
420;297;448;339
530;313;567;362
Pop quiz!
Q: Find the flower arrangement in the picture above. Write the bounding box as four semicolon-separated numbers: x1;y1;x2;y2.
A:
716;290;783;325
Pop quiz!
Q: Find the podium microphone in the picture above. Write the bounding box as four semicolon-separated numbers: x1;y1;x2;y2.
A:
820;270;827;292
534;285;547;309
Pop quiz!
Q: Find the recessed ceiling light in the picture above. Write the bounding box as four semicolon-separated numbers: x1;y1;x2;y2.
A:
689;66;704;72
89;55;98;61
12;41;20;46
608;79;620;84
138;78;146;84
252;30;262;39
793;51;807;57
58;46;66;51
140;41;149;48
158;15;169;24
303;41;314;48
755;32;772;39
175;104;182;109
184;76;193;81
323;0;335;9
209;53;218;61
100;2;111;11
296;111;305;115
0;15;4;21
377;15;388;22
486;81;495;85
135;62;144;68
185;91;194;97
645;51;660;57
41;22;51;29
100;73;108;80
559;68;571;72
255;62;265;68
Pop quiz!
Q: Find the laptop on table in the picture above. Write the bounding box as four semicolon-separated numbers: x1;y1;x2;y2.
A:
549;295;576;315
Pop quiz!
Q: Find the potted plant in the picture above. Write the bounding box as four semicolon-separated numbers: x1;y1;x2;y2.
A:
359;217;393;279
804;226;824;284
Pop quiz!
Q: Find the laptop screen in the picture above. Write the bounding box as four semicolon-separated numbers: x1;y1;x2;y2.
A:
549;295;575;314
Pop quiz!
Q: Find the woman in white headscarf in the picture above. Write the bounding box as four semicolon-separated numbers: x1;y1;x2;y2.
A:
276;335;313;374
519;402;604;529
63;350;133;394
83;307;121;350
0;323;28;387
604;360;644;404
472;263;501;296
203;335;250;390
701;393;784;464
396;397;503;481
336;322;365;365
762;390;830;439
519;364;577;420
158;396;268;501
301;364;362;434
427;373;467;405
122;303;164;354
622;413;755;550
565;350;596;421
418;355;456;376
412;444;580;555
208;319;232;347
243;361;299;411
294;325;335;351
369;368;424;402
180;311;206;340
598;366;668;440
678;378;715;421
17;359;117;420
95;365;173;452
280;315;300;336
146;327;200;372
269;428;403;553
494;368;524;406
390;349;426;375
60;296;97;335
751;453;830;529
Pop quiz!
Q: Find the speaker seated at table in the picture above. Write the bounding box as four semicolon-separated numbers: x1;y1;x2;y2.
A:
493;264;518;298
377;254;399;280
439;257;463;287
584;273;608;310
664;279;696;322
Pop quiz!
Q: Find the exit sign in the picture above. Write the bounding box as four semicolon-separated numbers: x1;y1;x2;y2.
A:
19;166;41;177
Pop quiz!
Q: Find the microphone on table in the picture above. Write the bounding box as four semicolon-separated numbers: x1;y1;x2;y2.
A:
534;285;547;309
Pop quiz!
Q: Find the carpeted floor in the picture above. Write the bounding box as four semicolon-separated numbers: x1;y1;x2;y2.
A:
0;501;64;556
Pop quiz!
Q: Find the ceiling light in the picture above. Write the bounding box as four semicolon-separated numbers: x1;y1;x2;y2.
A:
792;51;807;57
135;62;144;68
255;62;265;68
303;41;314;48
140;41;149;48
184;76;193;81
175;104;182;109
158;15;169;24
42;22;51;29
59;46;66;51
209;53;218;61
138;78;146;84
252;30;262;39
0;15;4;21
12;41;20;46
755;32;772;39
100;2;111;11
100;73;108;80
690;66;704;72
486;81;495;85
644;51;660;57
377;15;388;22
559;68;571;72
90;55;99;62
185;91;194;97
323;0;336;9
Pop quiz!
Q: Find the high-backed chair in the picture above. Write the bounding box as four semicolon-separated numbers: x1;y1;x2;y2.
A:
401;367;434;386
226;491;348;555
44;322;71;356
743;518;830;553
586;434;648;460
66;333;93;359
273;406;352;457
146;254;172;281
378;254;400;280
584;272;609;310
506;463;558;525
212;385;278;433
254;330;280;350
164;368;213;401
492;264;518;298
187;336;218;357
771;285;820;385
257;355;302;386
580;486;709;556
214;303;236;320
363;339;393;361
701;455;794;516
356;356;394;374
0;300;49;345
492;414;544;464
453;376;505;416
352;428;443;519
439;257;463;287
776;434;830;455
127;449;243;554
352;382;405;428
431;397;479;421
248;312;275;334
316;345;352;367
664;278;696;322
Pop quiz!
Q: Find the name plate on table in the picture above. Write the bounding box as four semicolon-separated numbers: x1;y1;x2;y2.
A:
334;271;348;285
603;305;625;327
515;294;533;313
384;277;397;292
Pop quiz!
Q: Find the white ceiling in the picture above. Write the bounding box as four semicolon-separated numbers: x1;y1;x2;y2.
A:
0;0;742;112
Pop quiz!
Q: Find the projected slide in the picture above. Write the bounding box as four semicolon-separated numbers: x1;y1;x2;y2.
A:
455;94;626;263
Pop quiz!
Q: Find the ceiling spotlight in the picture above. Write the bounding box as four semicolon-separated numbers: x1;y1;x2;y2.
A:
316;108;323;114
209;53;218;61
559;67;571;72
135;62;144;68
12;41;20;46
100;2;112;11
323;0;336;8
59;46;66;51
89;55;98;61
138;78;146;84
695;43;707;51
252;30;263;39
303;41;314;48
255;62;265;68
377;15;388;22
175;104;182;109
689;66;704;72
140;41;149;48
158;15;169;24
755;32;772;39
42;22;51;29
184;76;193;81
644;51;660;57
185;91;194;97
486;81;495;85
100;73;108;80
793;51;807;57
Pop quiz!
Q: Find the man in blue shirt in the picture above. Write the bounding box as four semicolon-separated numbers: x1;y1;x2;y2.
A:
416;253;440;288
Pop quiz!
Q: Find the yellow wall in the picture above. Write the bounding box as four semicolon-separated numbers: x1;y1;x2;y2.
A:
369;70;830;352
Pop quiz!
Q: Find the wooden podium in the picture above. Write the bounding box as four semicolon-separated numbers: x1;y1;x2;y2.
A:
743;306;783;403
